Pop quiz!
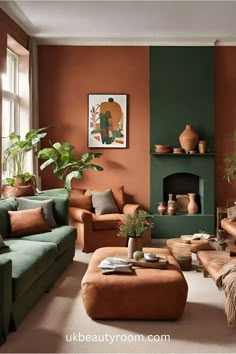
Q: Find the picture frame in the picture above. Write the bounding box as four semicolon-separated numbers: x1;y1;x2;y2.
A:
88;94;128;148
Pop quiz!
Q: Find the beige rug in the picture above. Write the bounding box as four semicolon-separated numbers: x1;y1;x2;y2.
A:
0;247;236;354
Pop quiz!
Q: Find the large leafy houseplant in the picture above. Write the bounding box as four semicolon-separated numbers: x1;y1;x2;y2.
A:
224;130;236;183
36;142;103;190
2;127;48;187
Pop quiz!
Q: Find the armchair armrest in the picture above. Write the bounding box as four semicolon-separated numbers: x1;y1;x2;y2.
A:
69;207;93;223
123;204;141;215
221;218;236;239
0;257;12;344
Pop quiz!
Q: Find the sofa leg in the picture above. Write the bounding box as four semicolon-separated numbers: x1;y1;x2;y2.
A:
203;268;209;278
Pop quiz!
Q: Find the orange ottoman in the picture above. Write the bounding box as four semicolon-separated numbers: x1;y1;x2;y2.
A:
81;247;188;320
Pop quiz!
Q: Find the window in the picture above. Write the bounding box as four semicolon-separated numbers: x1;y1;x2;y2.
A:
1;49;20;180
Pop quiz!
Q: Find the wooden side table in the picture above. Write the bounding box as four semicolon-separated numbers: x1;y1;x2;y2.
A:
216;206;227;230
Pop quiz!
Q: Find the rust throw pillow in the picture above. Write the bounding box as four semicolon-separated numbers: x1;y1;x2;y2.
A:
69;188;93;211
8;208;50;237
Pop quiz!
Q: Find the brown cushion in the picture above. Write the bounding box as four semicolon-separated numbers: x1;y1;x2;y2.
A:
69;188;93;211
8;208;50;237
85;185;125;212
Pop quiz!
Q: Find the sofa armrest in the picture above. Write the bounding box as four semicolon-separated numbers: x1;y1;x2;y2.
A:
123;204;141;215
0;257;12;344
69;207;93;223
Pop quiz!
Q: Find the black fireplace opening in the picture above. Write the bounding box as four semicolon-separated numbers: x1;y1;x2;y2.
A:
163;173;201;212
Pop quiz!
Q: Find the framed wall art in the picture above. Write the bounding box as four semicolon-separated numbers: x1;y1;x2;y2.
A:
88;94;128;148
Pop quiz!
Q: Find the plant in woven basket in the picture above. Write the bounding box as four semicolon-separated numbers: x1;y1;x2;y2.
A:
118;210;153;238
2;127;48;196
224;130;236;183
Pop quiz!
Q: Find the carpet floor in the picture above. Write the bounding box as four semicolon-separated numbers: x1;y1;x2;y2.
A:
0;246;235;354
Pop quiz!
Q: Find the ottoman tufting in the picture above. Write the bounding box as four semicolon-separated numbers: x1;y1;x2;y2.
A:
81;247;188;320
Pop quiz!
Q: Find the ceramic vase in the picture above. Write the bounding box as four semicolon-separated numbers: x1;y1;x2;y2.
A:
179;125;199;153
157;202;167;215
167;194;177;215
187;193;198;214
128;237;143;259
198;140;207;154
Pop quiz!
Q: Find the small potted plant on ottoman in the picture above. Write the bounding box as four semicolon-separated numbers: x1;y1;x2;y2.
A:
118;209;152;258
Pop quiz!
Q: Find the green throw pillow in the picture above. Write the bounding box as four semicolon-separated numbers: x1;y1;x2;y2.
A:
91;189;120;215
16;198;57;228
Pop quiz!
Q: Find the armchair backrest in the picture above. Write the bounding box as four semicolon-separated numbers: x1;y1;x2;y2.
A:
70;186;125;213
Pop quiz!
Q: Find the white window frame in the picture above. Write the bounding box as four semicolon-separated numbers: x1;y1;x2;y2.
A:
2;49;20;134
2;49;20;181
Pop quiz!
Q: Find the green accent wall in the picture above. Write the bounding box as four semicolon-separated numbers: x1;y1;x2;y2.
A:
150;47;215;238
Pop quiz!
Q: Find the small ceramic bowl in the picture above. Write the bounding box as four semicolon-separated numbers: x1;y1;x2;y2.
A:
154;144;170;149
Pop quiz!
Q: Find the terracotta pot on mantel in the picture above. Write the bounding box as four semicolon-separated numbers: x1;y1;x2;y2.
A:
179;125;199;153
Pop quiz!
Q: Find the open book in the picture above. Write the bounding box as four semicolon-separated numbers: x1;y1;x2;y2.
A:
98;257;133;274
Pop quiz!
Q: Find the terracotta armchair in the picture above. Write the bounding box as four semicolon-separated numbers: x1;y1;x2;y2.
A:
69;186;151;253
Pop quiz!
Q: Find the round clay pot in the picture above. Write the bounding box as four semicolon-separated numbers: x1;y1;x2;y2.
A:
179;125;199;153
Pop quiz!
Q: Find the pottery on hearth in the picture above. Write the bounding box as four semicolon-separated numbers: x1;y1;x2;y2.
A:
167;194;177;215
179;125;199;153
157;202;167;215
187;193;198;214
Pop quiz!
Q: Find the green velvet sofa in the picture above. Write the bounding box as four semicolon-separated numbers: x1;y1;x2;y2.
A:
0;195;77;345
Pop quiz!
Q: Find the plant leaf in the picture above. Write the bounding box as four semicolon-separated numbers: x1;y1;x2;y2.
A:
65;170;83;190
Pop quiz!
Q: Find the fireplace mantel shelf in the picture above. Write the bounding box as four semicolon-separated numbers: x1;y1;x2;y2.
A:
151;152;215;156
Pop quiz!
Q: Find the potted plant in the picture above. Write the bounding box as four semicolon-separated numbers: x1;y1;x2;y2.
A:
224;130;236;183
2;127;48;197
36;141;103;191
118;209;153;258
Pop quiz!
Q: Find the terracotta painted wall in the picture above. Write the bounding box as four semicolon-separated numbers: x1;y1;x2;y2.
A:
215;47;236;206
38;46;150;209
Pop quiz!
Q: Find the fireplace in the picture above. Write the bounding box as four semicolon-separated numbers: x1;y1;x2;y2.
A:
163;172;201;213
150;154;215;238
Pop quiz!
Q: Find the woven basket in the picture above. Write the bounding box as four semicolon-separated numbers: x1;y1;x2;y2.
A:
2;184;35;198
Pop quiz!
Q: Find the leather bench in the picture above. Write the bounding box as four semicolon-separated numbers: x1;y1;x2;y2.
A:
81;247;188;320
197;250;231;281
197;217;236;282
